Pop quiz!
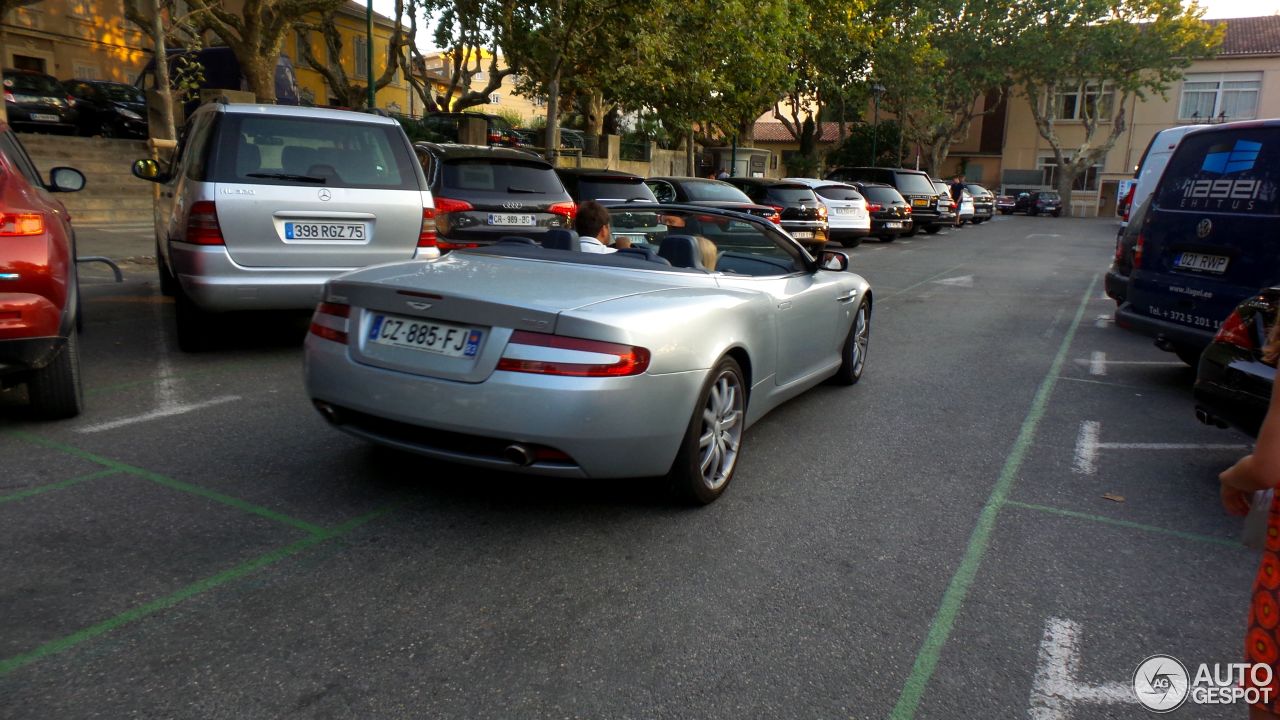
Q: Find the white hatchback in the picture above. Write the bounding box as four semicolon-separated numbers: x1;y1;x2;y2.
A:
784;178;871;248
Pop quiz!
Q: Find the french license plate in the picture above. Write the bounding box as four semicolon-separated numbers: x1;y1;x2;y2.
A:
285;222;366;240
31;113;58;122
912;198;928;207
368;313;483;357
1175;252;1229;273
885;221;903;229
835;207;856;215
487;213;536;226
792;231;814;239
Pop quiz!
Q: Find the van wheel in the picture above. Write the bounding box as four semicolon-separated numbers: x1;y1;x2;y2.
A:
174;285;213;352
28;327;83;419
669;357;746;505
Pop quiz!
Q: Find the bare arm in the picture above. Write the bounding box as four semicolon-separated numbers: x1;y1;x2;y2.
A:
1222;377;1280;492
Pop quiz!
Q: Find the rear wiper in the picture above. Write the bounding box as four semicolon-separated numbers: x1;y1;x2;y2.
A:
246;172;326;184
506;186;541;193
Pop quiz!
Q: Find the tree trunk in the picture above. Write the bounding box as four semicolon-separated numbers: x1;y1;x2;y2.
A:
583;89;605;158
543;68;561;161
1056;171;1075;215
241;55;278;104
686;123;695;176
928;139;948;179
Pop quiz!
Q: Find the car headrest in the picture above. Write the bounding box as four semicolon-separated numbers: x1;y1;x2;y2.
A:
542;228;579;251
236;143;261;176
657;234;704;270
281;146;316;176
614;246;672;266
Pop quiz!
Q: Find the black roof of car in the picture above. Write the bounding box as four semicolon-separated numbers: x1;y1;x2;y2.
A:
556;168;644;179
414;142;546;164
724;177;810;187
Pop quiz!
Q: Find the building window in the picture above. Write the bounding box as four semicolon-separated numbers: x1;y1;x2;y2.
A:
474;70;486;82
1037;155;1102;191
1050;82;1113;121
295;30;310;61
489;93;500;104
68;0;91;18
354;36;368;77
1178;72;1261;121
73;63;98;79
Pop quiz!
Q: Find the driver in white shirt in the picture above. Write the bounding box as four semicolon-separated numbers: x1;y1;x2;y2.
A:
574;201;631;253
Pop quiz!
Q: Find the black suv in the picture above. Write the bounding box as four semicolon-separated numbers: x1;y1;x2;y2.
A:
847;181;912;242
4;69;77;135
63;79;147;138
415;143;576;251
644;176;780;223
556;168;656;204
1012;191;1061;216
721;177;829;252
826;166;942;234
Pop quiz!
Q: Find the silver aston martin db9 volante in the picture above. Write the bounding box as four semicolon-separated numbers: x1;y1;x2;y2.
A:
304;205;872;503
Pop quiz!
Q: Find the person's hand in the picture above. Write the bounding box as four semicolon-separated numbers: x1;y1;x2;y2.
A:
612;236;632;250
1222;483;1253;516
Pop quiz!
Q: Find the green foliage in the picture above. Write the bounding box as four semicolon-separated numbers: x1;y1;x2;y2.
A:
826;120;902;169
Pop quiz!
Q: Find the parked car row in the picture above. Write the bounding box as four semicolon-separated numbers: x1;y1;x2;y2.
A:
4;68;150;138
1102;118;1278;439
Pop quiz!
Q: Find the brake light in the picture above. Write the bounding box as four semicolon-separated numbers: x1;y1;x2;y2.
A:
1114;234;1125;262
548;201;576;223
0;212;44;236
437;241;481;251
904;206;912;215
1133;232;1145;269
418;207;437;248
1121;184;1136;221
866;202;882;212
497;330;650;377
3;91;13;104
1213;310;1256;351
185;201;223;245
487;132;501;144
434;197;473;214
65;95;76;107
309;301;350;344
817;205;828;219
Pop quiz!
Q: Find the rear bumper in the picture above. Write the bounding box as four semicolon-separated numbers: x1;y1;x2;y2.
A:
172;243;437;312
829;227;870;241
0;335;65;376
1193;345;1275;437
0;292;62;340
870;219;909;236
1114;302;1213;351
1104;264;1129;304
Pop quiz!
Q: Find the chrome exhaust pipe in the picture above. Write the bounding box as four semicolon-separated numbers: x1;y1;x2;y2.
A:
1154;336;1175;352
1195;408;1212;426
312;400;341;424
504;443;534;466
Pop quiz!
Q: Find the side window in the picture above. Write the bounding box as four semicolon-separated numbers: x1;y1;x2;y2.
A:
184;115;217;181
0;131;47;187
646;180;675;203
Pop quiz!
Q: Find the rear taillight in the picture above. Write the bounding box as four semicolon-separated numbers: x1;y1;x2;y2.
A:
548;201;576;223
487;132;501;144
309;301;350;344
3;91;13;103
418;207;437;248
866;202;882;212
1133;232;1145;269
497;330;650;377
1213;309;1256;351
65;95;76;107
434;196;473;214
817;205;828;219
185;201;223;245
0;212;45;236
1121;184;1136;221
1114;235;1125;262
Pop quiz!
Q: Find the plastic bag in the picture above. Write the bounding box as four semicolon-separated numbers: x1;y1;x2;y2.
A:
1243;489;1274;550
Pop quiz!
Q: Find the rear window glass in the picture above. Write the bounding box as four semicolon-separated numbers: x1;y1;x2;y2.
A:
859;186;902;204
99;83;144;103
1155;127;1280;214
965;184;990;196
577;177;656;202
5;73;62;95
212;115;419;190
893;171;937;196
442;159;563;194
681;181;753;203
766;186;819;204
815;185;861;201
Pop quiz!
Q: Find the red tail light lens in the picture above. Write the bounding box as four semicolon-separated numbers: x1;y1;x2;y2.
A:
866;202;882;212
65;95;76;107
1213;310;1256;351
3;91;13;104
487;132;501;144
434;197;473;214
548;201;577;223
309;301;350;344
185;201;223;245
817;205;828;218
0;212;45;236
1133;232;1145;269
1121;184;1136;222
418;207;437;248
497;330;650;377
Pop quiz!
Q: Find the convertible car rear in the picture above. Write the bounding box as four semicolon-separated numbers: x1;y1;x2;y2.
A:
305;205;872;503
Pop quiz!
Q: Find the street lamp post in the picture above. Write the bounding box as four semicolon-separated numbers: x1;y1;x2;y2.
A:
366;0;375;109
870;83;885;167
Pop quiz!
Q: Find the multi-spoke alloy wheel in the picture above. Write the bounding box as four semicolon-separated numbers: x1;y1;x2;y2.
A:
671;357;746;504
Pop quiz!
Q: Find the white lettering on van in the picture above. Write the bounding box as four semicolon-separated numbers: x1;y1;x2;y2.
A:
1183;178;1260;201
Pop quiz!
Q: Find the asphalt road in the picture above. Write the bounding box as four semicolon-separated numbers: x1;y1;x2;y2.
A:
0;215;1260;719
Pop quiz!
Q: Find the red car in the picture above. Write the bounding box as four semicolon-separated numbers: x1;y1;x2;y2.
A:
0;121;87;418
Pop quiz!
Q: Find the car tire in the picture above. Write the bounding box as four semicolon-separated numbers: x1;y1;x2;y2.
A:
1000;210;1011;215
879;235;895;243
923;224;940;234
1051;210;1061;217
669;356;746;505
830;299;870;386
27;326;84;419
174;284;213;352
840;238;863;249
904;226;918;237
1174;344;1203;368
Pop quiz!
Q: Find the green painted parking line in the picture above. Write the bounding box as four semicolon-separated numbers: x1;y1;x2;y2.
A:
0;468;122;505
10;431;327;538
889;275;1097;720
0;502;400;677
879;262;968;301
1006;500;1240;549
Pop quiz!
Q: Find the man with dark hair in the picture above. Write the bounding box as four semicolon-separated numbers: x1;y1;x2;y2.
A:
573;200;630;253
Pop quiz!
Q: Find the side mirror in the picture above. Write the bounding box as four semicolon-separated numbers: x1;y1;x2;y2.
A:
48;167;85;193
819;250;850;272
132;158;166;183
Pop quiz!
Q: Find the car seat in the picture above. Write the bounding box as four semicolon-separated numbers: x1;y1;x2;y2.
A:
235;143;262;176
542;228;580;251
657;235;706;269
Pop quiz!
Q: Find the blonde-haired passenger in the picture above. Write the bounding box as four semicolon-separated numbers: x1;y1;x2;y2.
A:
696;236;717;271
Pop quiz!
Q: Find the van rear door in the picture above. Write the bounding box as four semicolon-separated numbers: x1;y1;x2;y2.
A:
1130;123;1280;340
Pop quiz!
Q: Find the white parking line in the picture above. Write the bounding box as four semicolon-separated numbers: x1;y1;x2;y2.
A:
1089;351;1107;376
1029;617;1134;719
1094;314;1112;328
1072;358;1184;370
1072;420;1249;474
76;395;241;433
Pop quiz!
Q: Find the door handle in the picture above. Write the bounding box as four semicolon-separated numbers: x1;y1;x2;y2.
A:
836;292;857;303
777;301;792;310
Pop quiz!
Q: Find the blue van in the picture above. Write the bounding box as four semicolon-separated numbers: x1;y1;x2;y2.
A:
136;47;299;117
1115;119;1280;365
